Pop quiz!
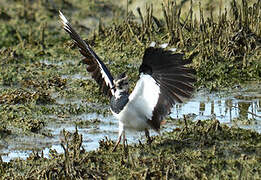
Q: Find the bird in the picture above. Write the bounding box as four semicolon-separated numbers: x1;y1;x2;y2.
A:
59;11;196;151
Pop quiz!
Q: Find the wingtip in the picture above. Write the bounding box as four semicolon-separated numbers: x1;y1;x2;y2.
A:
149;42;169;49
159;43;168;49
59;10;68;24
59;10;71;33
169;47;177;52
149;41;156;47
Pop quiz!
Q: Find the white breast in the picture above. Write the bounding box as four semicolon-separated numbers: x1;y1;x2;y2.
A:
112;73;160;131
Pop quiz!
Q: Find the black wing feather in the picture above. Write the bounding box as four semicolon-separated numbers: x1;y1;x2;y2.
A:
139;47;196;130
59;11;115;97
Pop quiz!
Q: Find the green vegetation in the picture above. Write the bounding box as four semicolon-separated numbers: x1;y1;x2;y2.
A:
0;0;260;178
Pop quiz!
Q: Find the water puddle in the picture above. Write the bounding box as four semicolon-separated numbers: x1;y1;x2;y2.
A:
61;74;91;81
171;87;261;132
40;59;77;66
0;84;260;162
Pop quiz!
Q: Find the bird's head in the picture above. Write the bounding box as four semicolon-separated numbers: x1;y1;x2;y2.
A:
112;71;129;92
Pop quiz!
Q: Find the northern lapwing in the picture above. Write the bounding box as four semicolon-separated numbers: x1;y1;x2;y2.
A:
59;11;196;151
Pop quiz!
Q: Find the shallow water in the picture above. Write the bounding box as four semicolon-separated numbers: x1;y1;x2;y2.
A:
172;87;261;132
1;84;260;162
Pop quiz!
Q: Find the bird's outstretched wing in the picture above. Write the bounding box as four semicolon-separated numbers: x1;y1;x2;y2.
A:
129;46;196;131
59;11;115;97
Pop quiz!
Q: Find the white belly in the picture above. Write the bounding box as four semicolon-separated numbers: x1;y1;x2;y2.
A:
112;102;150;131
112;74;160;132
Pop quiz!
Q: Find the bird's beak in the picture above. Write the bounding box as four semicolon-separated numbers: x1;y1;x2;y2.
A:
111;85;116;90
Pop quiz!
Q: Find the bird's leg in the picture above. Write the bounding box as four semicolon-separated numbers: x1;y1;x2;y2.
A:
113;122;124;151
145;128;152;144
122;130;126;148
112;133;122;152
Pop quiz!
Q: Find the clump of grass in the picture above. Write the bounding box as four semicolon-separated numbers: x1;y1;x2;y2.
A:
0;89;54;105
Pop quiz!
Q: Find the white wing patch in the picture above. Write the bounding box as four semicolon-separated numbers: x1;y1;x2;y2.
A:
128;73;160;120
159;43;168;49
101;69;115;94
59;11;68;25
169;47;177;52
95;60;115;95
149;41;156;47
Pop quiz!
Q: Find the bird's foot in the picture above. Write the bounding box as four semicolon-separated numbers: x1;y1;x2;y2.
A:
112;134;122;152
145;129;153;145
146;136;153;145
